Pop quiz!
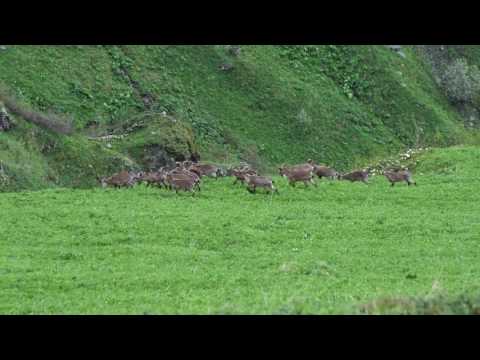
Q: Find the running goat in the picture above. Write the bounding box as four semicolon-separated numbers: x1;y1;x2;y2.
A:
244;174;278;194
383;169;417;187
338;170;370;184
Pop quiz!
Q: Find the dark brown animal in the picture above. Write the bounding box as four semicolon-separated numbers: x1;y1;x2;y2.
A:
168;168;201;191
290;162;316;173
165;173;197;195
140;171;166;188
310;164;339;180
227;163;252;176
244;175;278;194
188;163;219;179
339;170;369;184
384;170;417;187
278;166;316;187
101;171;137;188
232;168;258;185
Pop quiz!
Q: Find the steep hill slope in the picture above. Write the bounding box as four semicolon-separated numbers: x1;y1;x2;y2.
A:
0;45;478;191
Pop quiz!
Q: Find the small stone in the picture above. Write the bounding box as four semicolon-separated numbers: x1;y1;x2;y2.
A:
0;46;7;51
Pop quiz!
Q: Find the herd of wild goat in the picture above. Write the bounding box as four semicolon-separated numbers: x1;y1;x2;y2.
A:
99;159;417;195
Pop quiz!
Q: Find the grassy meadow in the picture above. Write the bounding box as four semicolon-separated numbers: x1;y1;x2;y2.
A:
1;146;479;314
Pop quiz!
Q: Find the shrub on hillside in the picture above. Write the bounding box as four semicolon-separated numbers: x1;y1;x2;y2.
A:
438;58;480;106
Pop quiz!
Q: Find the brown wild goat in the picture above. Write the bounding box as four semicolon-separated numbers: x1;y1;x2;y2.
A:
188;163;219;179
100;171;138;188
339;170;369;184
165;173;198;195
244;174;278;194
279;166;316;187
384;170;417;187
307;161;339;180
232;168;258;185
168;168;201;191
139;171;167;188
292;161;316;173
227;163;252;176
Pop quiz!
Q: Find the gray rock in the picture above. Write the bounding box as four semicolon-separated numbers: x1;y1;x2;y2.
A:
0;46;7;51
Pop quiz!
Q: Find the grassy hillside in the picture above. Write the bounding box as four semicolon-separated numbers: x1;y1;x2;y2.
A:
1;145;479;314
1;45;479;192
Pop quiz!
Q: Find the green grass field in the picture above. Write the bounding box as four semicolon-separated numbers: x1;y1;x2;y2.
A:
1;146;479;314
